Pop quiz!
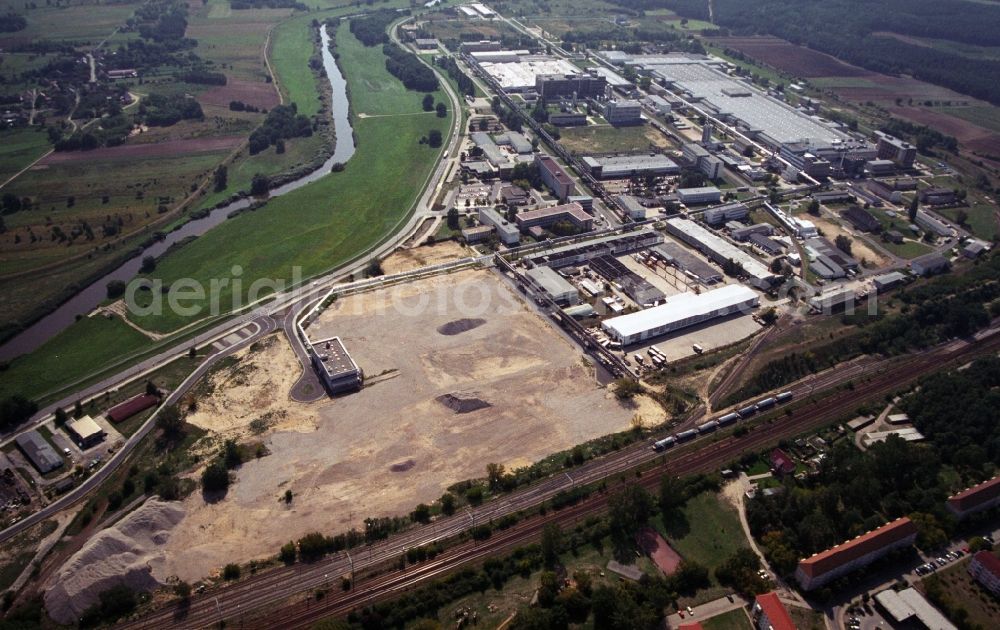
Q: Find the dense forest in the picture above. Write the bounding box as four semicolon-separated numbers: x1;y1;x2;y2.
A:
382;44;439;93
349;9;401;47
660;0;1000;104
0;12;26;32
139;93;204;126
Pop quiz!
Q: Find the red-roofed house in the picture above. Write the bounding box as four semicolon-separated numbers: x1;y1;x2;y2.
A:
753;592;796;630
106;393;160;424
770;448;795;476
795;517;918;591
968;551;1000;595
946;476;1000;519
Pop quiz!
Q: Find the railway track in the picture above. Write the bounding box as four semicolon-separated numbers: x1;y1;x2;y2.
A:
121;328;1000;629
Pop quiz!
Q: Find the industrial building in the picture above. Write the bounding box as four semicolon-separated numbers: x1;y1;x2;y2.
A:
665;217;776;288
535;154;576;200
15;431;63;474
795;517;918;590
872;271;907;293
525;266;579;305
548;111;587;126
875;131;917;169
731;223;773;242
460;40;501;53
875;588;957;630
500;185;530;206
516;202;593;232
676;186;721;205
631;54;849;149
471;131;513;174
525;230;663;269
811;190;854;205
915;209;952;237
910;253;950;277
703;202;749;225
66;416;106;449
919;187;957;206
841;205;881;232
752;593;796;630
617;195;650;220
477;57;580;92
805;237;859;279
865;159;896;176
748;233;784;256
495;131;532;154
461;224;494;243
590;255;665;307
309;336;363;394
650;242;723;285
700;154;723;179
603;99;642;125
643;94;671;116
479;207;520;245
946;475;1000;519
969;551;1000;596
601;284;759;345
581;154;679;179
682;143;709;165
535;73;607;99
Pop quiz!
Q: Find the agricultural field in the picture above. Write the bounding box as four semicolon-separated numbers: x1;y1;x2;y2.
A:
938;106;1000;134
126;19;453;333
0;127;51;184
0;0;139;47
558;123;676;155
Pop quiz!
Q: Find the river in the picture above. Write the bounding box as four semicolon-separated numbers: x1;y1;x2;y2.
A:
0;24;355;362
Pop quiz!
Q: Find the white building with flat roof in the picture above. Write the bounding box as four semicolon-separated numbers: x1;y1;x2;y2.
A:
665;217;776;288
601;284;758;345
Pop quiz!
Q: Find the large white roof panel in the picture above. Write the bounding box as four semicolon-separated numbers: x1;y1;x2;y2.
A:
603;284;757;338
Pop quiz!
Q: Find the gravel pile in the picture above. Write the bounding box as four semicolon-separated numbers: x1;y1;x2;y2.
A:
435;392;492;414
436;318;486;336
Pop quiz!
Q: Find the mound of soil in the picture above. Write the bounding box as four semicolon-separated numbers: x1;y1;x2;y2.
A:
390;459;416;472
435;392;492;414
44;499;185;624
436;318;486;336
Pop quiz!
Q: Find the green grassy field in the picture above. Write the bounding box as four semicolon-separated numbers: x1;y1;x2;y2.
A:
0;127;51;184
0;1;138;46
938;203;1000;241
938;106;1000;133
270;15;326;118
655;491;748;574
0;315;150;401
880;238;934;259
129;20;452;332
703;608;753;630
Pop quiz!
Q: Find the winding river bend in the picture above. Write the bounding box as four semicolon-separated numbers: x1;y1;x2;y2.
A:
0;24;354;362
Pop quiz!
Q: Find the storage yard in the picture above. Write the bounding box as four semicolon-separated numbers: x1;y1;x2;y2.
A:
156;270;637;581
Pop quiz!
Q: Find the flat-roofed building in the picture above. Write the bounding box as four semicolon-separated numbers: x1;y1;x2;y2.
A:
15;431;63;474
651;242;723;285
582;154;679;179
872;271;907;292
516;202;592;232
604;99;642;125
677;186;722;205
617;195;649;220
601;284;758;345
414;38;439;50
841;205;881;232
462;224;494;243
682;142;710;164
865;159;896;176
500;185;530;206
969;551;1000;596
67;415;106;449
535;73;607;99
701;154;723;179
875;131;917;168
947;475;1000;519
525;266;579;305
309;336;363;394
749;233;784;256
732;223;773;242
525;230;663;269
665;217;775;288
535;154;576;200
479;207;520;245
460;40;501;53
703;202;749;225
752;592;795;630
910;253;950;277
643;94;672;116
495;131;532;154
915;209;952;237
919;187;957;206
795;517;918;590
549;111;587;126
471;131;513;174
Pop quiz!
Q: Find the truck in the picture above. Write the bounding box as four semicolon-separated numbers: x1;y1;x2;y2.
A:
692;343;704;354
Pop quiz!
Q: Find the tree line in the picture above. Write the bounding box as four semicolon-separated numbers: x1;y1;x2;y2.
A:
248;103;313;155
382;43;438;93
348;9;401;47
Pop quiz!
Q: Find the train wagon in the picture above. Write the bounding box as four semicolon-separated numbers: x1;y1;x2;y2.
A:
697;420;719;434
755;397;776;411
776;391;793;403
676;429;698;442
717;412;739;427
652;436;677;451
737;405;757;418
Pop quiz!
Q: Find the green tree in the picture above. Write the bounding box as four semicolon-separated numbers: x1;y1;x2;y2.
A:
213;165;228;192
140;255;156;273
436;102;447;118
157;405;184;441
807;199;820;216
658;475;686;514
427;129;442;148
835;234;853;255
201;463;229;494
223;439;242;469
613;378;642;400
446;207;460;230
440;492;456;515
541;523;562;568
422;93;434;111
250;173;269;196
486;462;506;491
174;581;192;600
280;541;297;563
609;484;654;560
284;489;293;504
222;563;241;580
411;503;431;524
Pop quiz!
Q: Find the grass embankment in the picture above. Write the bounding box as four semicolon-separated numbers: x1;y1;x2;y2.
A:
130;20;452;332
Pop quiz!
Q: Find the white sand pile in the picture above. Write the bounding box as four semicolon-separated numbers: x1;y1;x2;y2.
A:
44;498;185;624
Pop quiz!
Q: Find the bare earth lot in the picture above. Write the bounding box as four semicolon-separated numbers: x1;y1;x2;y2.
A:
380;240;471;275
158;269;634;581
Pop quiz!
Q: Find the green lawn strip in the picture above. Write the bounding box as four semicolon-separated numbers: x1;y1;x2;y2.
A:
130;22;453;333
0;127;51;183
938;106;1000;133
938;204;1000;241
0;316;151;402
655;491;748;576
702;608;753;630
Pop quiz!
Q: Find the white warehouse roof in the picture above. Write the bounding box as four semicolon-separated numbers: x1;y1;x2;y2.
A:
602;284;758;341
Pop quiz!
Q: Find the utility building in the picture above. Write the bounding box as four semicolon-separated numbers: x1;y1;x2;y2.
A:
66;416;106;449
309;336;363;395
525;266;579;305
15;431;63;474
601;285;758;346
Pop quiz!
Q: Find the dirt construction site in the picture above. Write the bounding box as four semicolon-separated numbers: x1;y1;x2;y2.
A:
155;268;639;581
